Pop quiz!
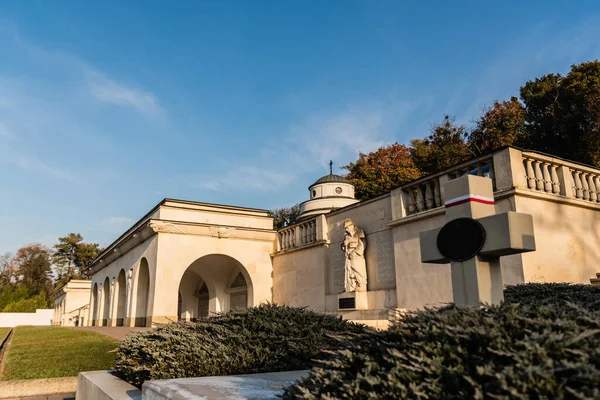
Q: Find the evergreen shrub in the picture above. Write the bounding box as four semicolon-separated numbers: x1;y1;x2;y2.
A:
283;284;600;399
114;303;368;387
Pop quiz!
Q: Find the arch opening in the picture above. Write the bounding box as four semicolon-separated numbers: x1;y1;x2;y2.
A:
91;283;99;326
115;269;127;326
135;258;150;327
102;277;110;326
178;254;252;320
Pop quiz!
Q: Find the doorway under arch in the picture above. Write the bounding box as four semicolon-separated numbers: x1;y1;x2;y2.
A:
135;258;150;327
178;254;252;320
115;269;127;326
91;282;99;326
102;277;110;326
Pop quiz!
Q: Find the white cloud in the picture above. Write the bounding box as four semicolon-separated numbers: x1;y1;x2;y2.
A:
186;100;416;194
89;77;163;116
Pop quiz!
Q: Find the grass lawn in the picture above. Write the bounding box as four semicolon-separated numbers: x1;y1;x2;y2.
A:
0;327;10;341
1;326;119;380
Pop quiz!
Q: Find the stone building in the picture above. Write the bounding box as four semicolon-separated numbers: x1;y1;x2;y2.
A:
52;279;92;326
87;147;600;328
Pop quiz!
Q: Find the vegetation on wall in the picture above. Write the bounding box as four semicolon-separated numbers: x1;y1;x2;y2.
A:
114;303;369;387
282;283;600;399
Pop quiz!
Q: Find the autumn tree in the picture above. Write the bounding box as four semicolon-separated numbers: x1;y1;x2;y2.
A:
410;115;473;175
13;244;53;298
269;204;301;230
53;233;103;284
468;97;527;155
343;143;423;200
0;252;16;287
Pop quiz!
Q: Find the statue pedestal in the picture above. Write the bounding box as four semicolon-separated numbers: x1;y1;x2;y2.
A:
337;291;368;311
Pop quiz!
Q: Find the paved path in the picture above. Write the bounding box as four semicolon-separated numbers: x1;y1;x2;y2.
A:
75;326;150;341
4;393;75;400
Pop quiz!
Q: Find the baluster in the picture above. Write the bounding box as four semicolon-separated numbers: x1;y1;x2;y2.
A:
534;161;544;191
542;163;552;193
581;173;590;200
279;233;284;250
282;231;287;250
588;174;597;202
425;182;434;210
433;179;442;207
550;165;560;194
524;159;536;189
573;170;583;199
286;231;291;249
416;186;425;212
594;176;600;202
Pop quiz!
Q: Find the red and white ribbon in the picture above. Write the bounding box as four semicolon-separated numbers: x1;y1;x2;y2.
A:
444;194;494;208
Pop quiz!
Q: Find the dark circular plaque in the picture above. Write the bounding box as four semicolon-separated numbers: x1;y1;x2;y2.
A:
437;217;486;261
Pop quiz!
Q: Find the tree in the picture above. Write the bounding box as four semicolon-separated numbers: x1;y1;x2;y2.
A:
3;293;49;312
468;97;527;155
13;244;52;297
53;233;103;283
519;60;600;166
269;205;301;230
343;143;423;200
410;115;473;175
0;252;16;287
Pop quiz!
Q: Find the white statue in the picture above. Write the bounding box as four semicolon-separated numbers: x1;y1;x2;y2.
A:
340;218;367;292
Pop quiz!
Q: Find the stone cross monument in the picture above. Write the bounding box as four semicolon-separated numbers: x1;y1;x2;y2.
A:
420;175;536;306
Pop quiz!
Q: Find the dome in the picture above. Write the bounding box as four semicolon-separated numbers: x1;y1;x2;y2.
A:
311;174;349;187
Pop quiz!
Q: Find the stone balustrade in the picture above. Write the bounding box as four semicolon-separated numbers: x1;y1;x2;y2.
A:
522;151;600;203
398;155;495;217
278;216;326;251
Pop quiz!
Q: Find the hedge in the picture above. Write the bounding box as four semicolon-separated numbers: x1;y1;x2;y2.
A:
283;284;600;399
114;303;369;387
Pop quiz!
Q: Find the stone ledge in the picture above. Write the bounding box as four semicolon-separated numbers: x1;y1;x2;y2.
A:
0;377;78;399
142;370;309;400
75;370;141;400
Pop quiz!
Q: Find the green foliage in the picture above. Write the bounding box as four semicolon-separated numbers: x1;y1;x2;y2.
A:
343;143;423;200
410;115;473;175
468;96;528;156
2;293;49;312
520;61;600;166
0;284;30;311
269;204;301;230
52;233;103;284
283;284;600;399
114;303;369;387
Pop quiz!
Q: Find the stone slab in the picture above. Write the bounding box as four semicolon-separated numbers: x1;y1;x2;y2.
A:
142;370;309;400
0;378;77;399
75;371;141;400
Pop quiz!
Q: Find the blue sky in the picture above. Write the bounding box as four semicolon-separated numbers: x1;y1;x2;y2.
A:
1;1;599;253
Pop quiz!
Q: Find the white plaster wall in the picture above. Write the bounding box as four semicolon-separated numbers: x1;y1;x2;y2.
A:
272;245;328;311
152;232;275;322
89;236;158;326
158;206;273;230
516;195;600;284
0;309;54;327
